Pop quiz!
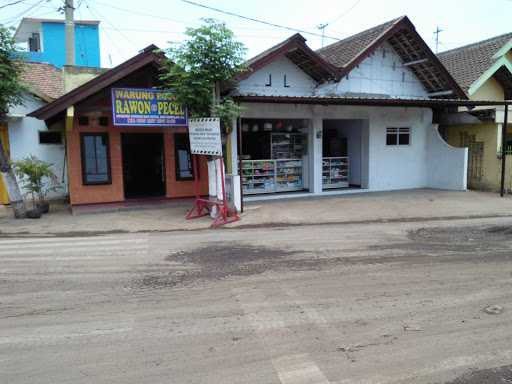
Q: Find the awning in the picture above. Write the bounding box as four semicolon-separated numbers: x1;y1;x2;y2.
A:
233;95;512;109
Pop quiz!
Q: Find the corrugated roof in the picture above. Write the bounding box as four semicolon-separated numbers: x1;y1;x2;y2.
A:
20;61;64;101
316;17;403;68
437;33;512;92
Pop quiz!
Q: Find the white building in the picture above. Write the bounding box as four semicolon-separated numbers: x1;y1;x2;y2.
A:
226;16;482;201
2;62;67;203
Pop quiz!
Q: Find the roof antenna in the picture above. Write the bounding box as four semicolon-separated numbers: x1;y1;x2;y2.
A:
317;23;328;48
434;26;443;53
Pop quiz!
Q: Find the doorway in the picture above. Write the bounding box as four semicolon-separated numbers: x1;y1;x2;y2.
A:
121;133;165;198
322;119;369;189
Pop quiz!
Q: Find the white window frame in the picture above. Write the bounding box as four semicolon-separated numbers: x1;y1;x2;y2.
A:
386;127;411;146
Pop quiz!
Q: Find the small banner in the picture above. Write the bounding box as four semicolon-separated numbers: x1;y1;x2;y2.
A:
111;88;187;126
188;118;223;156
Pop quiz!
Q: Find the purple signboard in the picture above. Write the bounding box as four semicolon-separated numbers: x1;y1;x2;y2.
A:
111;88;187;126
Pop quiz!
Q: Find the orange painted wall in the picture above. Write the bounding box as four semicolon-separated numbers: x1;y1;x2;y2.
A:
67;116;208;205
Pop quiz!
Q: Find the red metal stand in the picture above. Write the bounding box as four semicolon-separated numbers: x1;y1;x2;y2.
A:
186;155;240;228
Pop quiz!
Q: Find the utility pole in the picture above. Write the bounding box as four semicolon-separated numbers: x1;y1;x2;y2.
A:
64;0;75;65
317;23;327;48
434;26;443;54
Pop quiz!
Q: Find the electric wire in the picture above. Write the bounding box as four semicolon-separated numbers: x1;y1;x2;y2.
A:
179;0;342;41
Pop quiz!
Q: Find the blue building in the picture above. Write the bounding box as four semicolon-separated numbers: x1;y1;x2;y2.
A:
14;18;101;68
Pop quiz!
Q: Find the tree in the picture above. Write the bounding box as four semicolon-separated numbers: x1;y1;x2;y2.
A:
160;18;247;128
0;25;27;218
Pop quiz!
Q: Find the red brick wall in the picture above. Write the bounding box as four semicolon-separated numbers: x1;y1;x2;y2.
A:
67;116;209;205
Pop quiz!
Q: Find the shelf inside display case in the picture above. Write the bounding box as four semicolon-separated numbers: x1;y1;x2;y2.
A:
322;157;349;189
242;159;304;194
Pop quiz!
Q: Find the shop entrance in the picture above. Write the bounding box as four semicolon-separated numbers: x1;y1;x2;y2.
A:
121;133;165;198
322;119;369;189
240;118;310;195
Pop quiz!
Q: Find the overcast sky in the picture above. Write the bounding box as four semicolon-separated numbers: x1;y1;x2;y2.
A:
1;0;511;68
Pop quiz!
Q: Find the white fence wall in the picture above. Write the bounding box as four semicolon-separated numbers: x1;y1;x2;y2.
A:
426;124;468;190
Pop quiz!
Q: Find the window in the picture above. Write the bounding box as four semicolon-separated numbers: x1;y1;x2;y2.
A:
78;116;89;126
39;131;62;145
386;127;410;146
99;116;109;127
80;133;111;185
28;33;40;52
174;133;194;180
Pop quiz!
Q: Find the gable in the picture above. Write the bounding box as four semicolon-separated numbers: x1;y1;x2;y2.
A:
316;42;428;98
471;76;506;101
237;56;318;96
317;16;466;99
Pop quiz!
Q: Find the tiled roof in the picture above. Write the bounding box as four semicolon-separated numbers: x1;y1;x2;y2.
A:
316;17;403;68
20;62;64;100
437;33;512;92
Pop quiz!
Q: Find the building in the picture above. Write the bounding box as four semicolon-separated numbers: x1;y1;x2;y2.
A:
1;62;66;204
0;18;104;205
438;33;512;192
28;17;510;210
14;18;101;68
230;16;479;200
29;46;209;208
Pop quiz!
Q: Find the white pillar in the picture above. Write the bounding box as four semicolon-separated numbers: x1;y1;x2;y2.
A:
311;116;323;194
207;159;217;197
230;118;238;176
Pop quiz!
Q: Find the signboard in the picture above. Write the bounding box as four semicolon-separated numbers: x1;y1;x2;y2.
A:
111;88;187;126
188;118;223;156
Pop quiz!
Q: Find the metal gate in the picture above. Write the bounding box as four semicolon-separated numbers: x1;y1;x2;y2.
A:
467;141;484;189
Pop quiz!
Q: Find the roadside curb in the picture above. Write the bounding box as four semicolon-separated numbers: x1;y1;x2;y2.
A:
1;213;512;238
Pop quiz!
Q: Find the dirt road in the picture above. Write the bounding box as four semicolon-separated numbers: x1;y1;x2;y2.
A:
2;217;512;383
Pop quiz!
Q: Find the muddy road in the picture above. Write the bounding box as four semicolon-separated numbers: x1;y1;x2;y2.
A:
2;217;512;383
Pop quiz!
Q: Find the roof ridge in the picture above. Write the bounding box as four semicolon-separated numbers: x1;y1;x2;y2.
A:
437;32;512;56
317;16;405;53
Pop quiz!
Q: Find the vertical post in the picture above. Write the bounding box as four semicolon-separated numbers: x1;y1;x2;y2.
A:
192;155;199;198
500;104;509;197
64;0;75;66
237;116;244;213
219;157;227;204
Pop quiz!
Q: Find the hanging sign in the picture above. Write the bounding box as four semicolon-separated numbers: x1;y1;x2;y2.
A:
111;88;187;126
188;118;223;156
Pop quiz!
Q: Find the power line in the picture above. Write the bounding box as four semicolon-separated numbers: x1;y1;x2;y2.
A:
0;0;29;10
317;0;362;47
179;0;341;41
83;0;125;63
0;0;49;24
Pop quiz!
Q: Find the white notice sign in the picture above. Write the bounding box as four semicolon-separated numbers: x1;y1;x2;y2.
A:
188;118;223;156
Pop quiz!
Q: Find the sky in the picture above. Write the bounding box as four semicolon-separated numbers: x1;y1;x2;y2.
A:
1;0;511;68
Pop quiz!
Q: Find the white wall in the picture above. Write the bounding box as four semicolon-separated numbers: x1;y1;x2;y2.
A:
426;124;468;190
238;56;317;96
316;42;428;98
8;94;67;199
240;103;466;193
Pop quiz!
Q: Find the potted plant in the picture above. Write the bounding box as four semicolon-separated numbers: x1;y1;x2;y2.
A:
13;156;60;217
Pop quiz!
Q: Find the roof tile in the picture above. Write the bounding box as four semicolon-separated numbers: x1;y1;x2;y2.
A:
20;61;64;100
437;33;512;92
